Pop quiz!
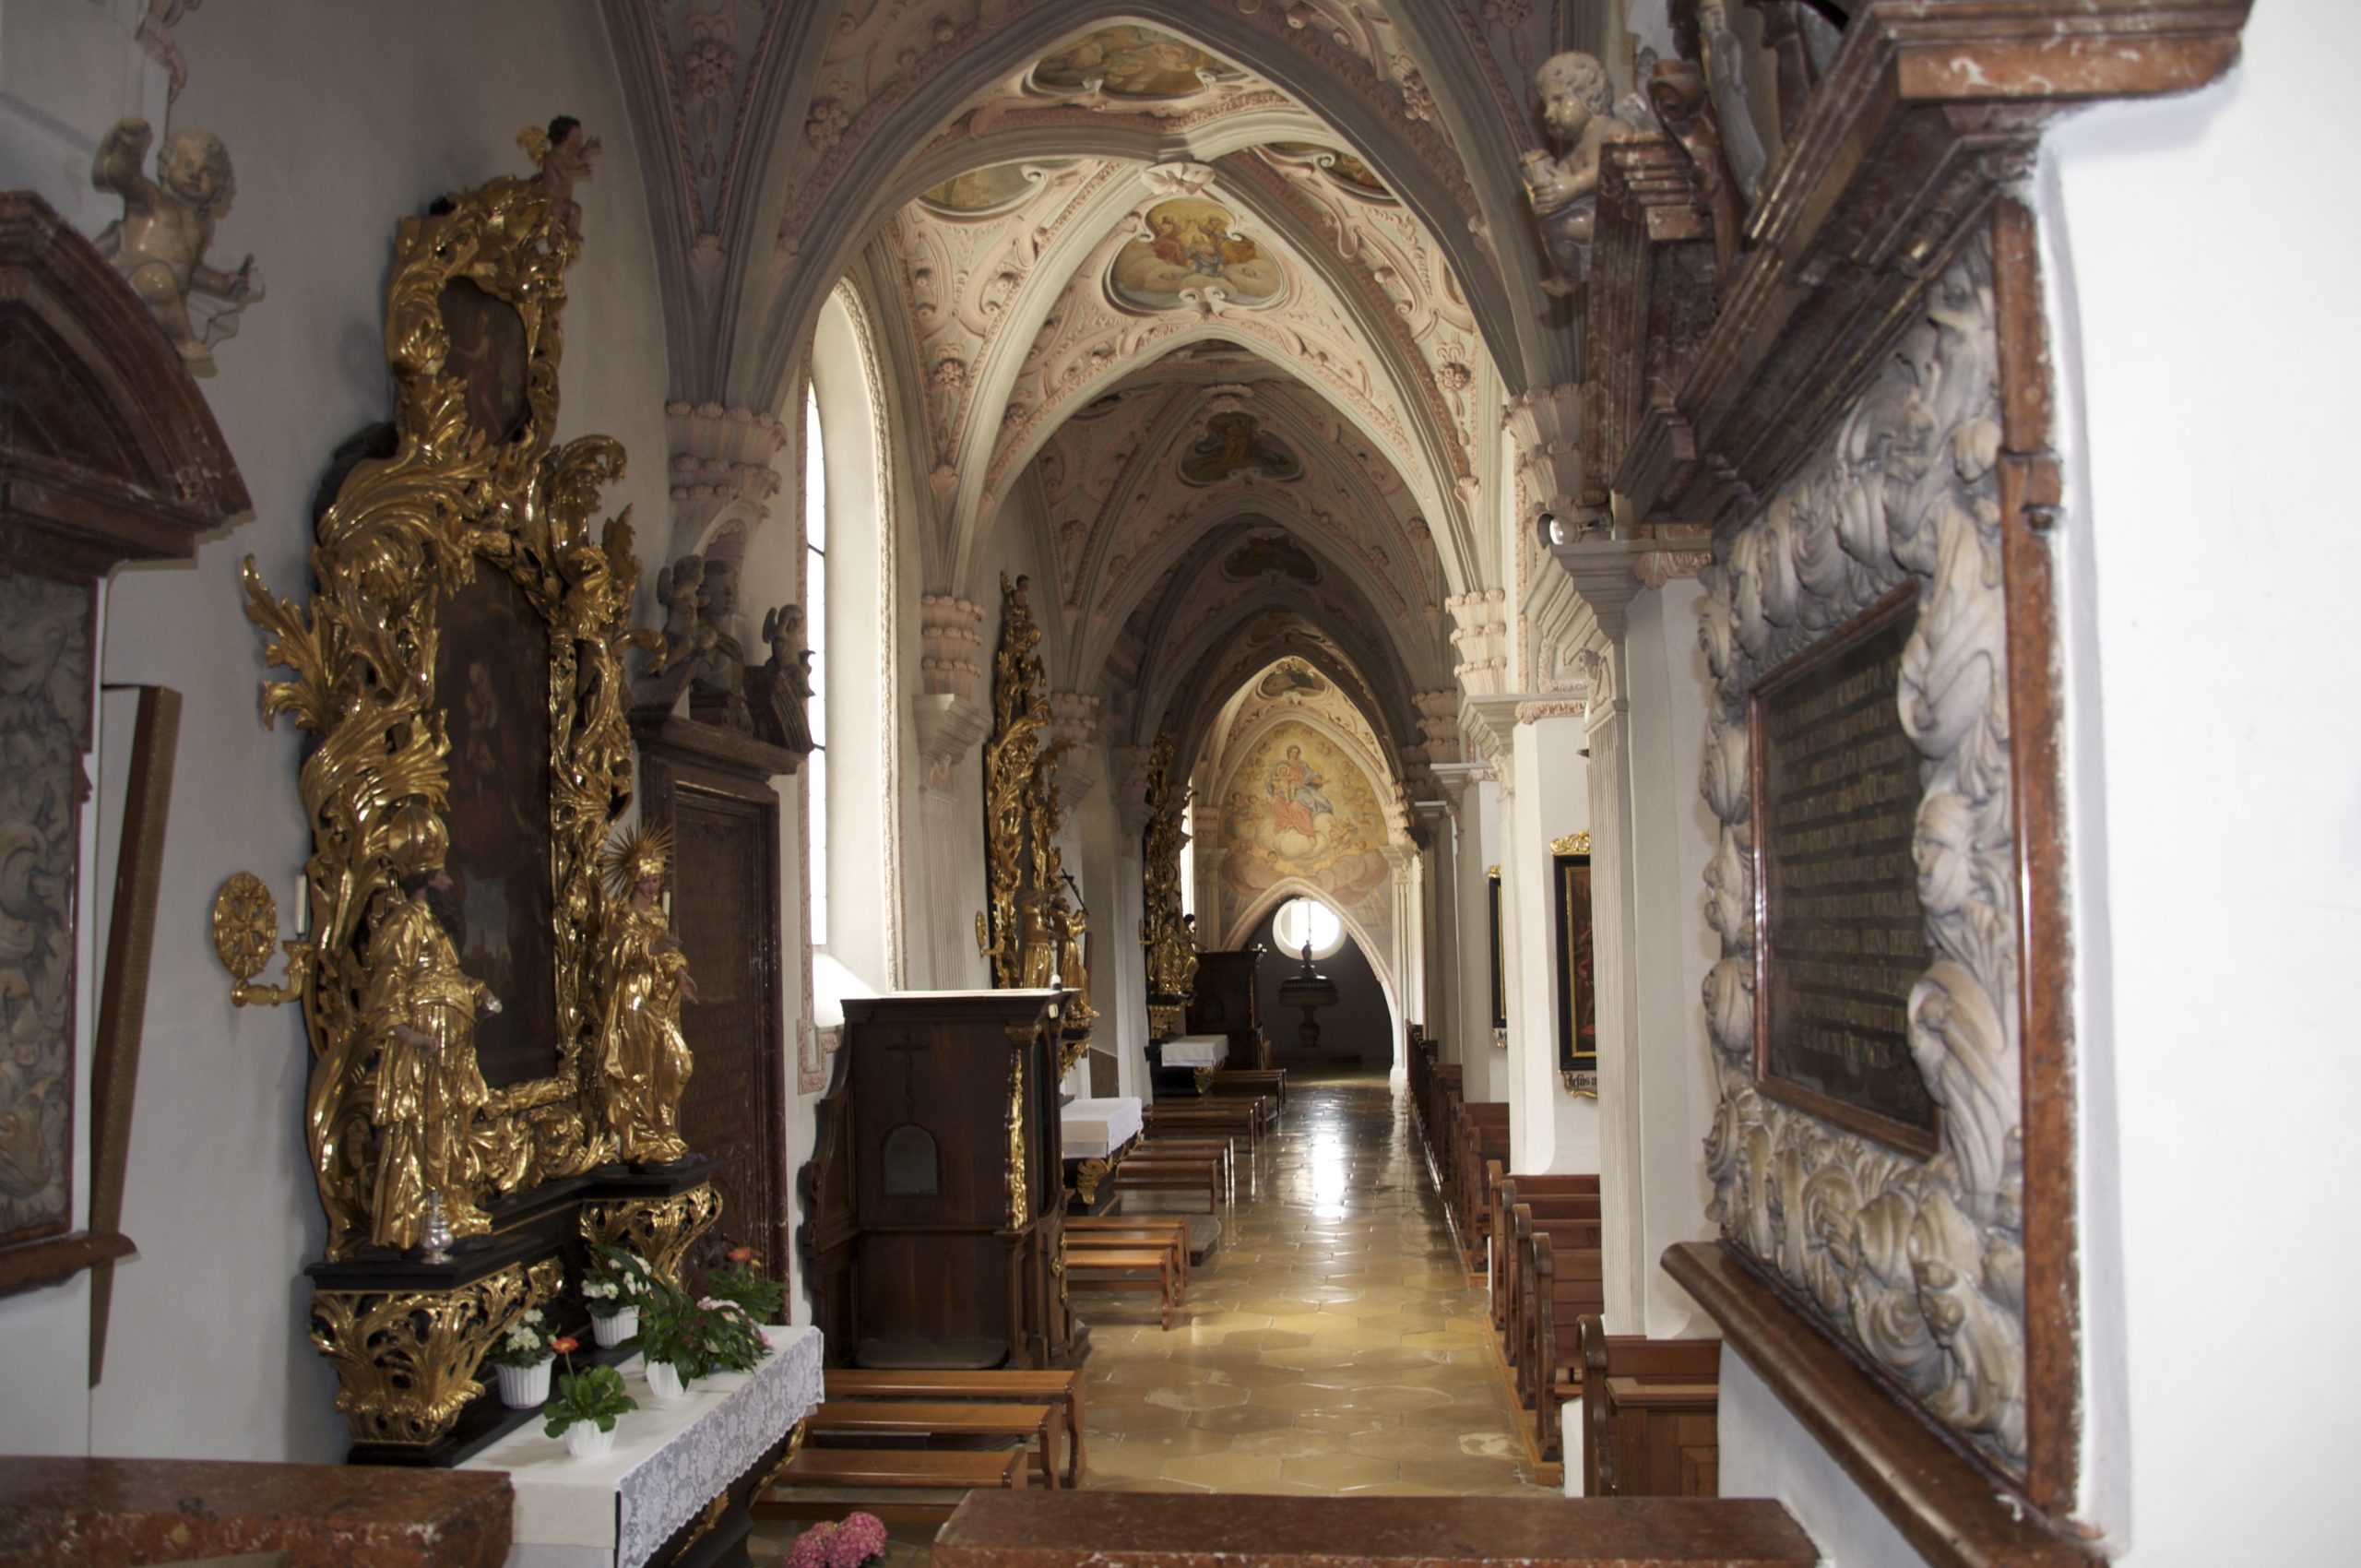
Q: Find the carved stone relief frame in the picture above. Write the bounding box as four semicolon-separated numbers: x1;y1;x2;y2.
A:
1698;228;2034;1475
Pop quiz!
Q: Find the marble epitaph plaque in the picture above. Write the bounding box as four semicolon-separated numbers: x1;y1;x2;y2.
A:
1748;587;1938;1154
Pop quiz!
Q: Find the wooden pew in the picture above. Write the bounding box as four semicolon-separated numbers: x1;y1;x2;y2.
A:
1450;1102;1512;1272
821;1369;1086;1487
1526;1237;1607;1461
1572;1315;1722;1498
801;1399;1063;1490
763;1431;1029;1527
1204;1068;1287;1112
1420;1063;1464;1183
1067;1211;1192;1270
1503;1201;1602;1409
1064;1246;1180;1329
1489;1174;1599;1327
1063;1221;1191;1289
1142;1099;1265;1146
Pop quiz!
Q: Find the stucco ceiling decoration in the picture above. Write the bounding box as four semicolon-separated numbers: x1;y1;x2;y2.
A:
1262;142;1397;203
1109;196;1290;314
1178;412;1301;486
1033;374;1440;647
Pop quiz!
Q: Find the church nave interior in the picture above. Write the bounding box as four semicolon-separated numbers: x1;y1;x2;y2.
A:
0;3;2350;1567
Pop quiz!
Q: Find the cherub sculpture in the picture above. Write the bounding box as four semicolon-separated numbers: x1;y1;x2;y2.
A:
519;115;602;242
655;554;714;674
1519;53;1633;295
747;602;815;752
91;118;262;371
693;558;746;697
763;603;813;700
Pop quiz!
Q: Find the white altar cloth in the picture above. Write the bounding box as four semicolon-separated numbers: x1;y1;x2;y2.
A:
1060;1097;1143;1158
1159;1035;1228;1068
465;1324;824;1568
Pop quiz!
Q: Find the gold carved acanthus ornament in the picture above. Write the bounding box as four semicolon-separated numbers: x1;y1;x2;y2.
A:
227;159;654;1260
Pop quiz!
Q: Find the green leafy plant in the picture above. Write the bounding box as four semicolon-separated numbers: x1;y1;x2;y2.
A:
582;1243;660;1311
485;1305;578;1370
703;1245;788;1324
542;1362;636;1437
638;1283;771;1380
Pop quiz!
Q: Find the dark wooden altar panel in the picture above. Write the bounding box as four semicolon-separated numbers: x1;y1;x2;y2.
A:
1185;948;1266;1070
632;719;790;1283
802;990;1078;1371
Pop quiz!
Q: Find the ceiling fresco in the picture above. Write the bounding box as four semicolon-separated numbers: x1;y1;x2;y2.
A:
1109;198;1287;313
1030;26;1246;99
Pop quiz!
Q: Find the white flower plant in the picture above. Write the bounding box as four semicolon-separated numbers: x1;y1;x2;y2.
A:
583;1243;662;1313
484;1304;575;1371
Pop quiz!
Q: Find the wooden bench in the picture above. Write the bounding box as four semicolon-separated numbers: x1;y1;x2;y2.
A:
821;1369;1086;1486
1142;1099;1265;1146
801;1399;1062;1491
1527;1238;1607;1460
1570;1316;1721;1497
759;1443;1029;1527
1450;1102;1512;1271
1066;1229;1190;1291
1203;1068;1287;1112
1489;1174;1599;1327
1066;1212;1192;1277
1064;1246;1180;1329
1133;1135;1235;1193
1107;1156;1221;1211
1504;1203;1602;1403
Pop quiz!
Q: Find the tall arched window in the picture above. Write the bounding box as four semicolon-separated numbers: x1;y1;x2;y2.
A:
803;387;829;946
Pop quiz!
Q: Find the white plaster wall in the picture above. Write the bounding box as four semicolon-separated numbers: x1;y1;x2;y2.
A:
1510;719;1596;1177
0;0;673;1463
1709;5;2361;1561
1622;581;1719;1337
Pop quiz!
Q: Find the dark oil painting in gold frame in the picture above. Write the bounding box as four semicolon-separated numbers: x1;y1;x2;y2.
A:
437;279;529;446
1487;868;1506;1032
1553;850;1596;1077
436;568;558;1088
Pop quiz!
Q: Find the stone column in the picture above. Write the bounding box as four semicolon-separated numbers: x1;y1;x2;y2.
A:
1415;799;1454;1037
1384;840;1421;1070
1548;537;1652;1333
1189;802;1227;944
1622;560;1721;1336
1428;762;1494;1098
914;595;986;797
1109;760;1158;1098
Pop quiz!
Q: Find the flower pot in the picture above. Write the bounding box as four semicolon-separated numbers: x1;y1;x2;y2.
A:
496;1358;553;1409
589;1306;638;1348
563;1420;616;1460
644;1359;688;1402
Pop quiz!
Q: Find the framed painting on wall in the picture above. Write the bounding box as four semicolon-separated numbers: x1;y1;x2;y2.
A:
1487;866;1506;1038
1552;835;1596;1090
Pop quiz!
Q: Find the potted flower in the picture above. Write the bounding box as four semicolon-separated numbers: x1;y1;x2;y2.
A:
542;1362;636;1460
484;1306;576;1409
583;1243;660;1348
703;1245;787;1324
784;1511;889;1568
636;1286;770;1400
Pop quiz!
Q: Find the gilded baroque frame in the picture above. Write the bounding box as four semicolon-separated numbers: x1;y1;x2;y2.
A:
240;170;645;1260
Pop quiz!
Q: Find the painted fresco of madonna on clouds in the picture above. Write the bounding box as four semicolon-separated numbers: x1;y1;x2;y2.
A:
1109;198;1286;313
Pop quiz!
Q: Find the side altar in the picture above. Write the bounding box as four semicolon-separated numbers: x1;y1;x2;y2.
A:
205;131;783;1463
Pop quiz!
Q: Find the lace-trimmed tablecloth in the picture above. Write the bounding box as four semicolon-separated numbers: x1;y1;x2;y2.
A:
465;1324;824;1568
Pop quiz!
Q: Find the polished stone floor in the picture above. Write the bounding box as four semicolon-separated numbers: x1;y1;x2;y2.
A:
1073;1070;1553;1499
753;1069;1548;1562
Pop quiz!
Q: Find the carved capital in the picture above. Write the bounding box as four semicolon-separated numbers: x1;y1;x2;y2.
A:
1445;588;1512;695
1413;689;1463;764
667;401;788;550
1501;379;1588;524
1635;548;1714;589
919;594;985;702
914;691;991;796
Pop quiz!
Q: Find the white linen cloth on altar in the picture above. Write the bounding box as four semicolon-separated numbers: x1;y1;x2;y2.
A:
1158;1035;1228;1068
1060;1097;1143;1158
464;1323;824;1568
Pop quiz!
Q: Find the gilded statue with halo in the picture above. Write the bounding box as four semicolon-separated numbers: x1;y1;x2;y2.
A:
595;824;697;1166
359;802;519;1252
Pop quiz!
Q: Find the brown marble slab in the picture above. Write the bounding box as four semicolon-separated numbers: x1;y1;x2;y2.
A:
0;1458;511;1568
935;1492;1817;1568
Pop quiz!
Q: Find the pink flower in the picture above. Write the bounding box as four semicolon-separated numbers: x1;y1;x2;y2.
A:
551;1336;579;1356
729;1246;753;1264
829;1513;888;1568
783;1523;836;1568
